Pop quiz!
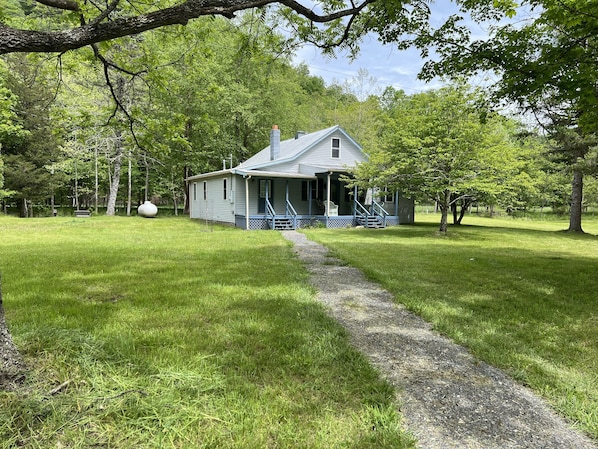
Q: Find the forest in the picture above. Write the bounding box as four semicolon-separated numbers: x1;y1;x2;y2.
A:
1;0;597;229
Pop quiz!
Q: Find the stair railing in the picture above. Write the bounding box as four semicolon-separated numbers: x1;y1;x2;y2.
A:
285;199;298;230
354;200;370;224
371;200;389;227
265;198;276;229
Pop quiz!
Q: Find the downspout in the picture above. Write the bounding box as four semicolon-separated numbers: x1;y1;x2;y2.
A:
326;172;331;228
244;175;251;230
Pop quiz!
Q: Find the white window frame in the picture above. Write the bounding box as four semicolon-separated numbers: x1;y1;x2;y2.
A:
331;137;341;159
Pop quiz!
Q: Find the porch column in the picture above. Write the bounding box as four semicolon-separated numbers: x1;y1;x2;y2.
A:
245;176;251;230
326;172;331;227
308;180;312;216
395;191;399;223
285;180;289;215
354;184;358;219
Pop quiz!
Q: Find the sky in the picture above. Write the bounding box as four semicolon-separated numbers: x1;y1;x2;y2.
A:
291;2;528;96
294;38;438;95
291;1;465;95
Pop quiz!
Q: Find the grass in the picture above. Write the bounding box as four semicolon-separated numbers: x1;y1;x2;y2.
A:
0;215;415;448
303;213;598;440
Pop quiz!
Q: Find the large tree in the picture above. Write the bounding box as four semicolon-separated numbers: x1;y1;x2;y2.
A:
353;84;530;233
392;0;598;232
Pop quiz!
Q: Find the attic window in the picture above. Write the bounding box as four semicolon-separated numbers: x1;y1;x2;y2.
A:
331;138;340;158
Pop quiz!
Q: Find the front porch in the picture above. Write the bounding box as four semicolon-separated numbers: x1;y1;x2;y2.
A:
234;170;411;230
235;197;401;230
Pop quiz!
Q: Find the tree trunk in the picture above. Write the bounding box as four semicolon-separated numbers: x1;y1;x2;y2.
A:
127;150;132;216
438;190;451;233
451;200;458;225
106;138;124;216
143;153;150;202
20;198;28;218
455;198;472;225
0;274;26;390
568;167;584;233
183;166;190;214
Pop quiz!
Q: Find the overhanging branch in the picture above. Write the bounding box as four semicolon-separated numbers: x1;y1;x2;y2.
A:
35;0;80;11
0;0;376;55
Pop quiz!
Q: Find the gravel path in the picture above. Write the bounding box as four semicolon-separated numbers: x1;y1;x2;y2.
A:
282;230;597;449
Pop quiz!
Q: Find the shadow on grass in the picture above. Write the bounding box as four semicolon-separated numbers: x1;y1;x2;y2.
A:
304;222;598;439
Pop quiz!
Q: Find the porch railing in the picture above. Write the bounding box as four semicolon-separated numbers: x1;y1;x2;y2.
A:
265;198;276;229
354;200;370;221
372;200;389;227
285;199;298;229
354;199;388;228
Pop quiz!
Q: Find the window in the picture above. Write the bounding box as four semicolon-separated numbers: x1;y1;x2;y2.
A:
203;181;207;200
301;181;308;201
223;178;227;200
331;138;340;158
259;179;272;198
193;183;197;201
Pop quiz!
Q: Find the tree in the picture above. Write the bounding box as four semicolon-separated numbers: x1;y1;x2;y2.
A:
1;56;59;216
394;0;598;232
0;63;29;203
353;84;527;233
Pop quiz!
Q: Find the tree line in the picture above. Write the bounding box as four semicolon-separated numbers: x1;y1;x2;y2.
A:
0;0;597;232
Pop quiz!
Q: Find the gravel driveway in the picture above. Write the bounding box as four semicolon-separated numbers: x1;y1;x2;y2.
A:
282;230;597;449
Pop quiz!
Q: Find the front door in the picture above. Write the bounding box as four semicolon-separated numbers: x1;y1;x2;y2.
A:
258;179;272;214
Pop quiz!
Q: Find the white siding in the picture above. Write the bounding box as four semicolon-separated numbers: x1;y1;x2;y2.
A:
265;130;365;175
190;176;235;224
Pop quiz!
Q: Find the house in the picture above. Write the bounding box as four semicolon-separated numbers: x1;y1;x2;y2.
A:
185;125;414;230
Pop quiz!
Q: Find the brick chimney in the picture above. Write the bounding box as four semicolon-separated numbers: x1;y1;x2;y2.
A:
270;125;280;161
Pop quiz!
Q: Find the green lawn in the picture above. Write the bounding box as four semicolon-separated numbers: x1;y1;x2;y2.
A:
0;216;414;448
303;214;598;440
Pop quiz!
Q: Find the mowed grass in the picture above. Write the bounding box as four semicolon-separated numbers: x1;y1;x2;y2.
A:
303;214;598;440
0;216;415;448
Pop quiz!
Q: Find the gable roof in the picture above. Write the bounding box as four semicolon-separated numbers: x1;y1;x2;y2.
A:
237;125;361;171
185;125;363;182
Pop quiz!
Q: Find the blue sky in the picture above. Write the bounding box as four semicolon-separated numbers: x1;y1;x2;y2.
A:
294;38;438;95
291;1;464;94
291;2;529;96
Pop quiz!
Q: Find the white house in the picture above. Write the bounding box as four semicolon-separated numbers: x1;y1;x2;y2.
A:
185;125;414;230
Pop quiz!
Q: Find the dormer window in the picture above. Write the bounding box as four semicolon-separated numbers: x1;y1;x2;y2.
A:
331;138;341;158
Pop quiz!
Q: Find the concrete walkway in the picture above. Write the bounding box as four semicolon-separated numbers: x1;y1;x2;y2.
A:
282;230;597;449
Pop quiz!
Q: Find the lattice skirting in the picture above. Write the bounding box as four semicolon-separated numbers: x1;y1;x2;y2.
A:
235;215;363;229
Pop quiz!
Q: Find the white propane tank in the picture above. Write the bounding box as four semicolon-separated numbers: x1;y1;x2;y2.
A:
138;200;158;217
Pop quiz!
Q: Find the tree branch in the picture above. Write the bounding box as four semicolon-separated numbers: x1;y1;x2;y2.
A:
0;0;375;55
35;0;80;11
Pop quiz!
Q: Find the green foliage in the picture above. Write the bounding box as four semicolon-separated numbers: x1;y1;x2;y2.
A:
387;0;598;231
0;55;59;213
0;216;414;448
353;83;545;230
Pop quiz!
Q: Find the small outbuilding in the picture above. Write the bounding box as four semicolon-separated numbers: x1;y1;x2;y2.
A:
185;125;414;230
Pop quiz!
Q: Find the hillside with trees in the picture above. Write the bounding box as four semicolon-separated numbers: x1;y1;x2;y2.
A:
0;0;596;224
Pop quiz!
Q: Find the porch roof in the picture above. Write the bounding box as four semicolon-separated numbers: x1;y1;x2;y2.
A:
185;168;318;182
